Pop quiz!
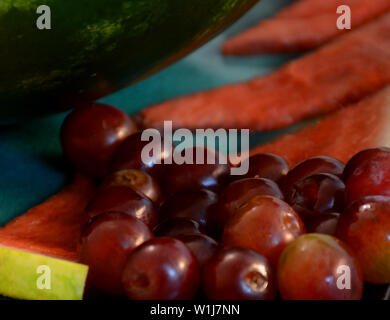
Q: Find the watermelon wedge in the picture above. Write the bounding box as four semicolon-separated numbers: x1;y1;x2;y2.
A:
0;246;88;300
140;13;390;131
250;86;390;166
222;0;390;54
276;0;359;18
0;174;95;299
0;173;95;261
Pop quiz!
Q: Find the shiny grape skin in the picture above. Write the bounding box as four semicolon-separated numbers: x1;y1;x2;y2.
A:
238;153;289;183
343;147;390;182
281;156;345;194
100;169;163;206
159;189;219;235
222;196;305;266
176;233;219;267
286;173;345;220
110;131;173;182
60;104;137;179
153;218;203;238
85;186;158;228
202;247;276;300
277;234;363;300
344;149;390;204
337;196;390;284
161;146;231;197
122;237;200;300
79;212;153;295
218;178;284;228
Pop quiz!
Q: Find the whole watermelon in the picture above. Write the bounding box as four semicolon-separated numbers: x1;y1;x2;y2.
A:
0;0;258;122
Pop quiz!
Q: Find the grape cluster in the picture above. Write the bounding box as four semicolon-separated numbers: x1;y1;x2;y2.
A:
61;104;390;300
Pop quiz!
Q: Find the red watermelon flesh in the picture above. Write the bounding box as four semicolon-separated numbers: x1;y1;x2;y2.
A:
140;13;390;131
222;0;390;54
0;174;95;261
250;86;390;166
277;0;363;18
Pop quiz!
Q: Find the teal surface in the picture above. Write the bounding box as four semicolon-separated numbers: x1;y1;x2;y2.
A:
0;0;297;224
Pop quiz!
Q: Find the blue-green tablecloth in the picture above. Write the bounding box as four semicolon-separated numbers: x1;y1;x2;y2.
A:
0;0;298;225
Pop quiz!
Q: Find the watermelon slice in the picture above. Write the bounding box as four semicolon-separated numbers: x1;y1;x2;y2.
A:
0;173;95;261
0;246;88;300
276;0;360;18
250;86;390;166
0;174;95;299
222;0;390;54
140;13;390;131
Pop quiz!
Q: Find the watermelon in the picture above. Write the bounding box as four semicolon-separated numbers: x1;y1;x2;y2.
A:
140;13;390;131
276;0;359;18
0;246;88;300
0;174;95;300
250;86;390;166
0;173;95;261
0;0;258;122
223;0;390;54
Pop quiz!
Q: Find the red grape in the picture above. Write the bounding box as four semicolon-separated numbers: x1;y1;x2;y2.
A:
222;196;305;266
281;156;344;194
122;237;200;300
85;186;158;228
344;149;390;204
239;153;289;182
277;234;363;300
79;212;153;295
176;233;219;267
100;169;162;205
337;196;390;283
286;173;345;219
343;147;390;182
161;146;230;197
202;247;276;300
218;178;284;228
153;218;203;237
61;104;137;179
159;189;218;235
111;131;173;182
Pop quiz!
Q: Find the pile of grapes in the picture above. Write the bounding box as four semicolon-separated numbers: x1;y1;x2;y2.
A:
61;104;390;300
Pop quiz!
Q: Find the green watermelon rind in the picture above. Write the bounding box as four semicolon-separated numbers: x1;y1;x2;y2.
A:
0;245;88;300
